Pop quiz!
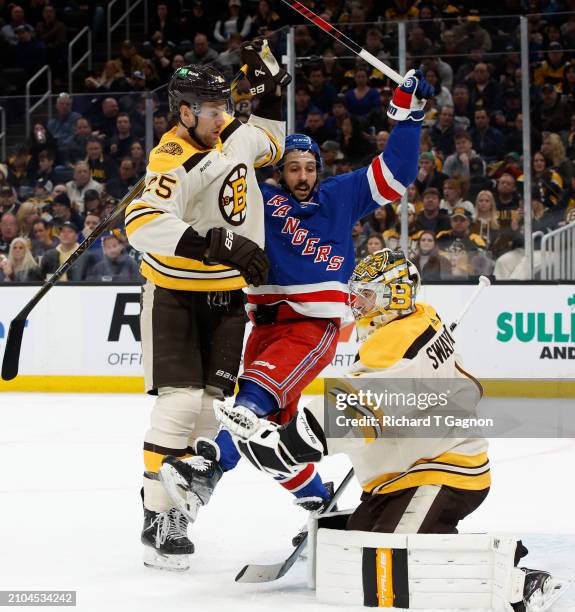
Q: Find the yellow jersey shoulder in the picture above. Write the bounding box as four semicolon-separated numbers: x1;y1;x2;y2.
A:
359;303;443;369
148;127;201;173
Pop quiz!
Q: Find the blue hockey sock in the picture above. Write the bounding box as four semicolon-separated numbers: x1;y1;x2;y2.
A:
215;429;241;471
275;464;331;501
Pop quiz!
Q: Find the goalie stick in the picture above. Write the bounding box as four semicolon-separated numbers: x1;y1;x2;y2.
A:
235;467;355;583
1;65;249;382
234;277;491;583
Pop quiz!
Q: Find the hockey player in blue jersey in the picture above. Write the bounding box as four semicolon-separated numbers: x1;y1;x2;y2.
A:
159;70;434;525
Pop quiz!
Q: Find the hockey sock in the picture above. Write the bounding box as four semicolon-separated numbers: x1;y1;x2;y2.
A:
235;381;278;417
215;429;241;471
275;463;331;501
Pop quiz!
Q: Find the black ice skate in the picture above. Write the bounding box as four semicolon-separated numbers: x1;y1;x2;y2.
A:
520;568;568;612
292;481;336;548
159;437;223;523
141;506;194;571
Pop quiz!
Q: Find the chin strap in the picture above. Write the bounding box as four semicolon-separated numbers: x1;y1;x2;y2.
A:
179;114;211;150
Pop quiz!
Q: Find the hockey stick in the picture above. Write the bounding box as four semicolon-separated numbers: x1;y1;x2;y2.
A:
235;467;355;583
449;275;491;333
280;0;403;84
1;65;249;382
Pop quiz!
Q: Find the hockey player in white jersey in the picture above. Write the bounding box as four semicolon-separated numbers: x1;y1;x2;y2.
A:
125;41;289;571
216;249;563;611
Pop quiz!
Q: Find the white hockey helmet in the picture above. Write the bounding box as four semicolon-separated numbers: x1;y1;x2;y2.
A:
349;248;420;340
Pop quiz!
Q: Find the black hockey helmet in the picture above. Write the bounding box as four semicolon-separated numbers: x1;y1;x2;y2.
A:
168;64;233;116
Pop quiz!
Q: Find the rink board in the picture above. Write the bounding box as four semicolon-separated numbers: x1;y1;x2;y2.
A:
1;284;574;395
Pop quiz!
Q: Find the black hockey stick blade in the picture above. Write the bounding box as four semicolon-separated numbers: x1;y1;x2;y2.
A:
1;318;27;381
235;468;355;583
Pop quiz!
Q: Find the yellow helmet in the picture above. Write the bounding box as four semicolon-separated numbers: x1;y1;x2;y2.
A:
349;249;420;339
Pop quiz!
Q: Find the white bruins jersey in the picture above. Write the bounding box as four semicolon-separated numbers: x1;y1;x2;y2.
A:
318;303;490;496
126;114;284;291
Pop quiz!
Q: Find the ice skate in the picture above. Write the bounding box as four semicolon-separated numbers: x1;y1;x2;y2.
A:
522;568;569;612
141;506;194;571
159;438;223;523
292;481;335;549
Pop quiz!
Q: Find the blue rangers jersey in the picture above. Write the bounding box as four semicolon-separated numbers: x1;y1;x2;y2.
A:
246;120;421;320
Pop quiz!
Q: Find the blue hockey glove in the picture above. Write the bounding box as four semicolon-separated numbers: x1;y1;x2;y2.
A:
387;69;435;122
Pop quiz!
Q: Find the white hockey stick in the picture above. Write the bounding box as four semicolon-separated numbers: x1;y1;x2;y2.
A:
449;275;491;333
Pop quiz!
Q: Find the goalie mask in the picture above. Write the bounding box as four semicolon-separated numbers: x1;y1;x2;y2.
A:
349;248;420;340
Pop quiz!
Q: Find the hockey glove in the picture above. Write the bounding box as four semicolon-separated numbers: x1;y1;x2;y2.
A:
387;69;435;122
215;403;327;477
205;227;269;286
240;39;292;97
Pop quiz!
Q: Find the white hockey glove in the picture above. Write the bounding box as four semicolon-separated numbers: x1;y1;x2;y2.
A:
387;69;435;122
240;39;292;97
214;403;327;477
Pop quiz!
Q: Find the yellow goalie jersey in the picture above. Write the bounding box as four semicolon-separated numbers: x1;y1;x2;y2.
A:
125;113;284;291
325;303;491;496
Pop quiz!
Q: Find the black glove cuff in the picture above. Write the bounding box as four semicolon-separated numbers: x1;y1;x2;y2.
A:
174;226;209;260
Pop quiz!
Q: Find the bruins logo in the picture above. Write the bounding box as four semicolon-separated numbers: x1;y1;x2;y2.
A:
157;142;183;156
219;164;247;226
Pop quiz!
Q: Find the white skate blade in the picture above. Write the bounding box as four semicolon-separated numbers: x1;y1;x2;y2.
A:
143;546;190;572
526;578;572;612
158;463;201;523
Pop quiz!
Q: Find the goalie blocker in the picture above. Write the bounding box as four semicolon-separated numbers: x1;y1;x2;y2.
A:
307;514;564;611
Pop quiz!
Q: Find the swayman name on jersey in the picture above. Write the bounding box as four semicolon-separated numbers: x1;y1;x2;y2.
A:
125;113;285;291
320;303;490;496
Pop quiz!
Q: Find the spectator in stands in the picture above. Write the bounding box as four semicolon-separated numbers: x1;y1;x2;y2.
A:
16;201;40;239
79;212;104;267
35;4;67;71
129;141;147;178
319;141;342;180
28;122;56;171
339;116;374;166
363;203;397;237
117;40;147;76
40;221;83;281
91;97;120;140
382;202;420;258
412;231;453;281
0;212;19;253
35;151;58;185
453;13;492;52
469;108;504;162
430;105;456;157
0;237;42;282
304;110;336;147
65;117;94;165
415;187;451;234
467;62;502;114
83;190;104;218
421;55;453;92
538;83;571;133
148;2;181;45
150;39;174;84
437;207;490;277
47;93;81;150
184;32;219;65
407;24;434;57
360;129;389;167
492;229;534;280
51;192;83;229
307;65;337;114
472;190;500;248
84;60;128;93
541;131;572;182
85;138;118;185
216;32;243;80
65;162;103;212
534;42;566;88
250;0;281;37
365;86;393;135
441;177;474;217
293;24;318;59
451;83;473;130
529;150;564;209
0;4;32;46
443;131;485;178
344;67;380;119
214;0;252;46
187;0;212;42
109;113;137;160
31;219;58;258
152;113;169;146
107;158;139;200
494;173;521;227
0;185;19;217
415;151;448;197
425;68;453;109
29;178;52;208
171;54;185;71
295;85;314;133
86;233;142;282
363;233;386;257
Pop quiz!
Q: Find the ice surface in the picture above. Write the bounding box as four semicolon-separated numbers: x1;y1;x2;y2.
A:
0;394;573;612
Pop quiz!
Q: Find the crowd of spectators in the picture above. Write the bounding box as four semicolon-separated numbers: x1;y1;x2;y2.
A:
2;0;575;284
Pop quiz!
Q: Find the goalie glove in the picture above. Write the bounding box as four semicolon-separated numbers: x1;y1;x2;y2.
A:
240;39;292;97
205;227;269;287
214;402;327;477
387;69;435;122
